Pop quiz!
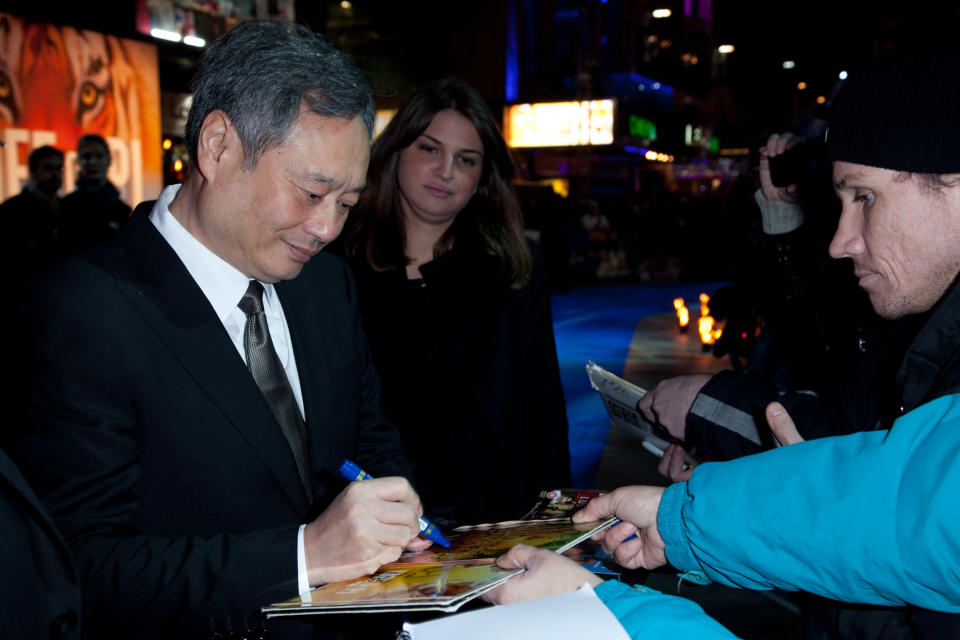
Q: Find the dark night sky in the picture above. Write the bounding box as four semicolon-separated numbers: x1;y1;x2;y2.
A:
712;1;960;123
2;0;957;129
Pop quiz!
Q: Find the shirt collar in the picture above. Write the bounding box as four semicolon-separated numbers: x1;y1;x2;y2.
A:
148;184;279;324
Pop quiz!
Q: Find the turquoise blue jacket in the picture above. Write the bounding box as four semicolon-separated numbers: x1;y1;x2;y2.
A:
594;393;960;638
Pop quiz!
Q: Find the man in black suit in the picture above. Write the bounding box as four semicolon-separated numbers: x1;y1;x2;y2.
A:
12;21;428;639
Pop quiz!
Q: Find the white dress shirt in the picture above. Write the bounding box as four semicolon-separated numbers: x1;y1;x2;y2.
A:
149;184;312;593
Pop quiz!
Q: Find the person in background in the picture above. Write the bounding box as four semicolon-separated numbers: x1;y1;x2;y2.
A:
0;145;64;274
58;134;132;255
335;78;570;527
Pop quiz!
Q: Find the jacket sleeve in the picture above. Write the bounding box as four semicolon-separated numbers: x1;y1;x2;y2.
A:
660;394;960;612
594;580;739;639
686;369;880;461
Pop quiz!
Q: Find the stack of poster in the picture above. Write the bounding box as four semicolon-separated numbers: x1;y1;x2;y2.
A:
262;489;616;617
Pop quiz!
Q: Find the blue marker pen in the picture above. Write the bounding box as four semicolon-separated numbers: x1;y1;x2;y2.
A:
612;519;639;542
339;460;452;549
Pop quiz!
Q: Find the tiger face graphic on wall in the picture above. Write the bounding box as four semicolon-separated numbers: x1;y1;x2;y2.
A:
0;12;161;202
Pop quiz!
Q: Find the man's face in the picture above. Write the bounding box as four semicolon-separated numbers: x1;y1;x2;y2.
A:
77;141;110;183
33;155;64;196
200;111;369;283
830;161;960;319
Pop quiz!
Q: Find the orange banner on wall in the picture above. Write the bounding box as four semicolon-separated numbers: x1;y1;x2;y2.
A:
0;12;161;205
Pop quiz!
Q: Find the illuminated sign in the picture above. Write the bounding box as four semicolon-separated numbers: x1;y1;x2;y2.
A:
504;100;614;148
0;13;162;203
684;124;714;149
628;115;657;140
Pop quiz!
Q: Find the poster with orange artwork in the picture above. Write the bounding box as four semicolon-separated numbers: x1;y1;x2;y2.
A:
0;12;161;206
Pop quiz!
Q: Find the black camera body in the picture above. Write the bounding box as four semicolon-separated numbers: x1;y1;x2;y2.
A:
768;140;828;187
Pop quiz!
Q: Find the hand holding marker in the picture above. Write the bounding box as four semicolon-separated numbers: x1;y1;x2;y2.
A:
339;460;451;549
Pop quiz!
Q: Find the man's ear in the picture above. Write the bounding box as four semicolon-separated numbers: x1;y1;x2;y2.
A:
196;110;241;181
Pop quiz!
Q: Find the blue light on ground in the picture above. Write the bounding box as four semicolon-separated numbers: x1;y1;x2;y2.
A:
551;282;724;487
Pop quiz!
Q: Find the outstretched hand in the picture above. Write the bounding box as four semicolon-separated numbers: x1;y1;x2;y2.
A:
657;443;695;482
572;486;667;570
482;545;601;605
637;374;713;441
765;402;805;446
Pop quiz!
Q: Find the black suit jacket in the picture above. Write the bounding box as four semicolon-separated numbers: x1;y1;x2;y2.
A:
0;447;81;640
13;205;413;639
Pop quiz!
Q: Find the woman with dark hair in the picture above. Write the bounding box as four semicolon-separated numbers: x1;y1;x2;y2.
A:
336;78;570;526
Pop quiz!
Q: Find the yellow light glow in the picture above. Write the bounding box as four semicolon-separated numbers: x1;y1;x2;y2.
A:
374;109;396;139
697;293;721;344
340;0;352;9
674;298;689;328
652;9;672;18
173;159;183;172
698;315;723;345
797;81;807;90
505;100;615;148
548;179;569;198
699;315;714;344
816;95;826;104
645;150;658;160
162;138;172;150
718;44;735;54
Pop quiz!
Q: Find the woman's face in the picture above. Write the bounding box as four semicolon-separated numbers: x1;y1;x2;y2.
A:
397;109;484;231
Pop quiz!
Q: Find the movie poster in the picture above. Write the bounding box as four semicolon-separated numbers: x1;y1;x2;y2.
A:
0;12;161;205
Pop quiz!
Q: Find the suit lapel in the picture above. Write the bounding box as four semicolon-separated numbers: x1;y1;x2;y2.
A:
114;209;310;513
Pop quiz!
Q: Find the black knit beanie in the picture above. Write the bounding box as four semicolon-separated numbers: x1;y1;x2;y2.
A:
827;54;960;174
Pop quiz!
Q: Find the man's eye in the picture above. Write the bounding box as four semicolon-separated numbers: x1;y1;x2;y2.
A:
853;192;873;205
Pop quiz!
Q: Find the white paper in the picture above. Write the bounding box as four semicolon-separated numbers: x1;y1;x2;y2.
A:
401;582;631;640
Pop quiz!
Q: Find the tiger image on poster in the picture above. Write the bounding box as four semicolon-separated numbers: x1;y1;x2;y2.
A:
0;12;161;204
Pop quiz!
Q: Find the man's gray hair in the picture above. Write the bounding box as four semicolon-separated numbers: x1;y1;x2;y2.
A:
185;20;374;169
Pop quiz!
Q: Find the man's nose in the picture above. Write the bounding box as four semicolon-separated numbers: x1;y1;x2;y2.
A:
303;204;345;245
828;208;865;259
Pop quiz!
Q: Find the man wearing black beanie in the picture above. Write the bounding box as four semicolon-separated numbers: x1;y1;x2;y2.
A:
629;51;960;639
788;52;960;640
